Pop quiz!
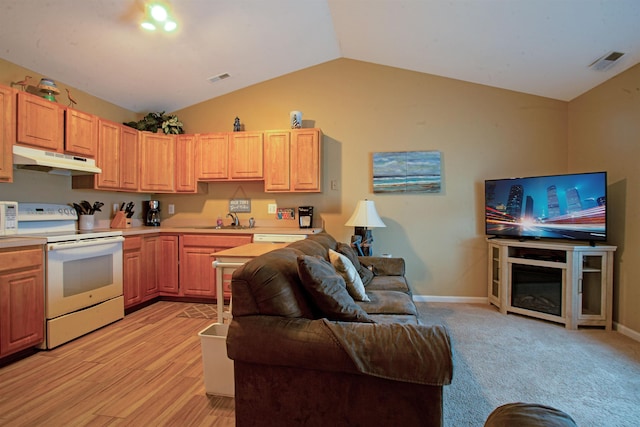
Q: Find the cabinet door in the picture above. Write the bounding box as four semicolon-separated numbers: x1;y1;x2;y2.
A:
158;235;179;294
175;134;197;192
180;245;217;297
264;131;290;191
577;252;607;322
0;84;16;183
119;126;139;191
488;243;501;307
96;119;121;189
16;92;64;152
141;236;160;300
123;239;143;309
139;133;175;192
65;108;97;157
230;132;263;179
197;133;228;180
0;247;44;356
291;129;321;191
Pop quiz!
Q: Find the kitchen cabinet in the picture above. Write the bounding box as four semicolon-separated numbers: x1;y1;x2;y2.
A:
230;131;263;179
175;134;197;192
139;132;175;192
179;234;252;298
124;235;179;308
123;236;143;309
0;246;44;356
264;128;321;192
65;107;97;157
0;84;16;183
16;91;64;152
158;235;179;294
197;132;229;180
72;119;139;191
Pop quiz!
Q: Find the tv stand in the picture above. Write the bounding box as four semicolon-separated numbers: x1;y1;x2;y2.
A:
487;238;616;330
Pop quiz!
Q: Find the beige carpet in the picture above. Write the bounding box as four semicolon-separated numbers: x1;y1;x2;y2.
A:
417;302;640;427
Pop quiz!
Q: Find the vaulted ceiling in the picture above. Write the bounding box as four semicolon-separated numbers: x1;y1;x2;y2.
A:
1;0;639;113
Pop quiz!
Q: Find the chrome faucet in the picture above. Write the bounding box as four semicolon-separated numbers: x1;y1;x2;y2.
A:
227;212;239;226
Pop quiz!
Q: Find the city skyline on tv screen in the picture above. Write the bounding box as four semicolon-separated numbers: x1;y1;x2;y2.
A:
485;172;607;241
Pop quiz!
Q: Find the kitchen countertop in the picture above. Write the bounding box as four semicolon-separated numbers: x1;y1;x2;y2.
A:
0;236;48;249
118;226;323;237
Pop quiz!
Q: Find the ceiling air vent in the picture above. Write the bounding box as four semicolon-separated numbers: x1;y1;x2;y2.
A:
589;51;625;72
208;73;231;84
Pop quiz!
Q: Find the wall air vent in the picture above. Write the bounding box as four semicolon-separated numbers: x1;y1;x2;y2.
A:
208;73;231;84
589;51;625;72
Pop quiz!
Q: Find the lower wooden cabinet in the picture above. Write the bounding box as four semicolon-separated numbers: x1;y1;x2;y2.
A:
0;246;44;356
179;234;252;298
124;233;249;307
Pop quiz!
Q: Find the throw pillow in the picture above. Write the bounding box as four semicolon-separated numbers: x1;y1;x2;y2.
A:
296;255;374;323
328;249;370;302
337;242;374;286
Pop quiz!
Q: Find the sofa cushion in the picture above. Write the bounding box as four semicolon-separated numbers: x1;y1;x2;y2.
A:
297;255;375;323
337;242;374;286
366;275;411;294
288;238;329;259
231;248;315;319
328;249;370;302
357;290;418;316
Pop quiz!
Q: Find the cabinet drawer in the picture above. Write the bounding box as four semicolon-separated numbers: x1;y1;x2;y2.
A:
123;236;142;251
0;247;43;272
181;234;252;248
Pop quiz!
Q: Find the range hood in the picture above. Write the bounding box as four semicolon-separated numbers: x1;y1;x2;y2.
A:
13;145;102;176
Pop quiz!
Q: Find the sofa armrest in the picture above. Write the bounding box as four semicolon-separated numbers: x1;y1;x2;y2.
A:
227;315;453;386
359;256;405;276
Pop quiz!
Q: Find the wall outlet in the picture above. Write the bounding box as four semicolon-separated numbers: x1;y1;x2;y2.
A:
268;203;277;214
168;204;175;215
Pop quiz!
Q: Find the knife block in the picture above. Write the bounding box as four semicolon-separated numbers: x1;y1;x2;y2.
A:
110;211;132;229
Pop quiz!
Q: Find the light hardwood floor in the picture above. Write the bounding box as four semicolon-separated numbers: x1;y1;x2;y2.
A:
0;301;235;426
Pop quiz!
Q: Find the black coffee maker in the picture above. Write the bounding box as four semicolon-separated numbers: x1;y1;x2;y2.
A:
298;206;313;228
144;200;161;226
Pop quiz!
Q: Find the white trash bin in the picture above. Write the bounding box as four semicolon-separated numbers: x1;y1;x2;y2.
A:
198;323;234;396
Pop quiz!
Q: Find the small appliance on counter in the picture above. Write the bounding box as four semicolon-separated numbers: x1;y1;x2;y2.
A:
0;201;19;236
144;200;161;226
298;206;313;229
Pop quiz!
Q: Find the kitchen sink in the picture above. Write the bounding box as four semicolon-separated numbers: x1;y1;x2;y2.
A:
191;225;250;230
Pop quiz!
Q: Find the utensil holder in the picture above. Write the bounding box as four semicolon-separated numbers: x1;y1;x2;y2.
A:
110;211;131;228
79;214;95;230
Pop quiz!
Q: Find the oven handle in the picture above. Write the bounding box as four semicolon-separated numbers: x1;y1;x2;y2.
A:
47;236;125;251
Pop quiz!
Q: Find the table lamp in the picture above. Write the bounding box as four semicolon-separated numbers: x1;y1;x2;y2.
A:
345;199;386;256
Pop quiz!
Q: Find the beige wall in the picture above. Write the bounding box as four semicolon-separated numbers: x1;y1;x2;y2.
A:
568;62;640;334
169;59;568;300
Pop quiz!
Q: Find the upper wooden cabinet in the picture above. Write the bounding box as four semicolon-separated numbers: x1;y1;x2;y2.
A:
197;133;229;180
265;128;321;192
0;84;16;183
230;131;263;179
139;132;175;192
264;130;291;191
175;134;197;192
16;91;64;152
65;108;97;157
72;119;139;191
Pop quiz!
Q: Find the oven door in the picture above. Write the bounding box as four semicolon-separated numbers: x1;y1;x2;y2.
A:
46;236;124;319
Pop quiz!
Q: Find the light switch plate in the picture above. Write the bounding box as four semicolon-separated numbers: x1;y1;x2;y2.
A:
268;203;277;214
168;204;175;215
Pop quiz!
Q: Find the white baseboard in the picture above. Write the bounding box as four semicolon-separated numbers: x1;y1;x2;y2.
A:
413;295;488;304
414;295;640;343
614;322;640;343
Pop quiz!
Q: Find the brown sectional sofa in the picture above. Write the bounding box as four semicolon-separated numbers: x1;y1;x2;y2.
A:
227;232;454;427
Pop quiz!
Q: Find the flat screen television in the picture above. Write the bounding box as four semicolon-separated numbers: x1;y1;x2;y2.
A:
485;171;607;242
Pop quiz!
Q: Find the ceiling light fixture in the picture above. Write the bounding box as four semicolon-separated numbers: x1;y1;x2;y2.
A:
141;2;177;32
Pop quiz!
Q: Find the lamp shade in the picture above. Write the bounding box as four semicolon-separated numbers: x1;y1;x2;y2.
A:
345;200;386;228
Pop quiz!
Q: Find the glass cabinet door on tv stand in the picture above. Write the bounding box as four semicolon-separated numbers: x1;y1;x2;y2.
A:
486;238;616;330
